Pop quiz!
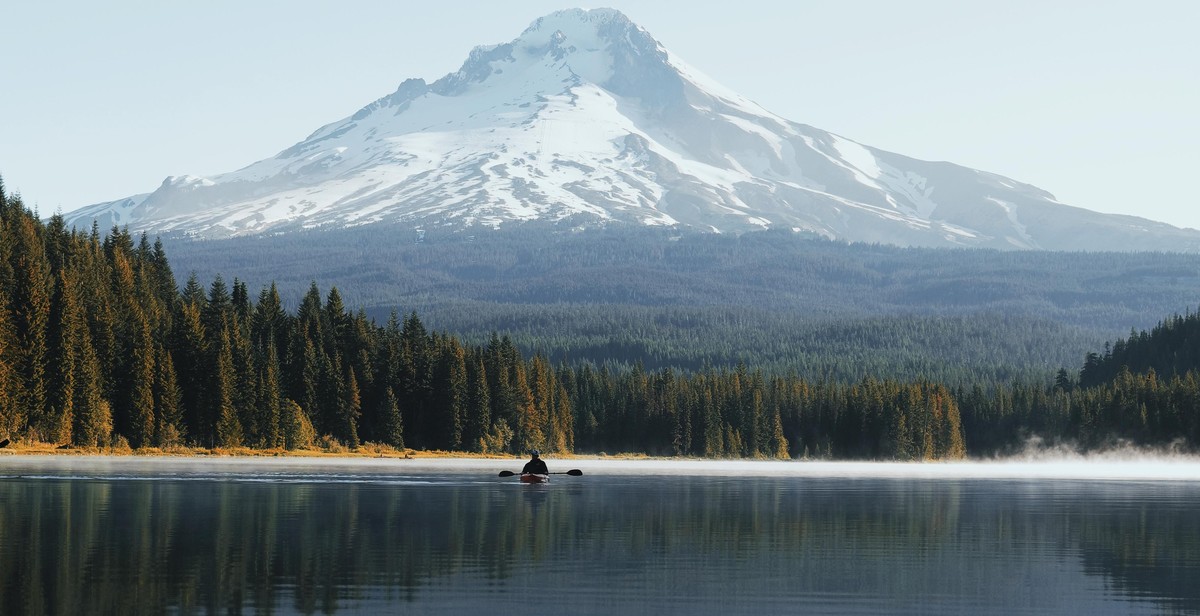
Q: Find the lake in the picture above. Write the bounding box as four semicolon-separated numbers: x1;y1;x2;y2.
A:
1;456;1198;615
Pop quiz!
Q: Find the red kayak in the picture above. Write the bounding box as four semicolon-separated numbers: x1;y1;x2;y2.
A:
520;473;549;484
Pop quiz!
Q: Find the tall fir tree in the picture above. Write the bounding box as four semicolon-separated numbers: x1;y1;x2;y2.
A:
126;308;157;448
213;321;243;448
255;339;284;449
10;216;53;438
342;366;362;449
173;300;208;444
46;268;82;443
154;345;184;447
108;243;138;437
464;357;490;452
72;323;111;447
0;283;15;436
378;386;404;449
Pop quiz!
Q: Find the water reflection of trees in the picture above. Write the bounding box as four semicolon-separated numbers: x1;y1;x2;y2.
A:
0;478;1196;614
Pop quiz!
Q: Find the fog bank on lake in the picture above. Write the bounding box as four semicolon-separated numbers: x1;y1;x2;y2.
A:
2;454;1199;614
4;453;1199;482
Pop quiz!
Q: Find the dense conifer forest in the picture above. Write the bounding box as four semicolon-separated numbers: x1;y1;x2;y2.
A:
161;223;1200;381
2;179;1198;458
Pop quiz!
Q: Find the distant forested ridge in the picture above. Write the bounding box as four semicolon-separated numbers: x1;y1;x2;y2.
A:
4;179;1199;458
160;223;1200;383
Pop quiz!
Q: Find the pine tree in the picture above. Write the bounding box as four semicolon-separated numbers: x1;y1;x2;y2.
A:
256;339;283;448
213;322;243;448
0;285;16;436
702;382;723;457
342;367;362;448
324;287;351;367
770;401;789;459
72;327;111;447
280;399;315;450
47;268;81;443
174;300;208;444
180;273;206;308
464;357;490;452
432;341;467;449
150;238;177;308
10;216;53;438
203;275;231;335
154;345;184;447
108;243;138;437
378;386;404;449
295;335;321;431
551;380;574;453
231;278;251;324
527;355;553;451
485;333;514;438
252;282;288;355
229;313;258;444
126;309;157;448
512;361;541;453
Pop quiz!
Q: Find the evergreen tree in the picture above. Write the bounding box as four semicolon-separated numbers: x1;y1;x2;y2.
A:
173;300;208;444
378;386;404;449
202;275;230;343
342;366;362;448
150;238;177;308
229;313;258;444
255;339;283;448
108;243;138;436
154;345;184;447
0;285;16;437
280;399;315;450
252;282;288;356
231;278;251;324
72;327;111;447
127;309;157;448
432;340;467;449
180;273;206;308
769;401;789;459
464;357;490;452
46;268;81;443
213;323;243;448
10;216;52;438
511;360;541;453
296;335;321;429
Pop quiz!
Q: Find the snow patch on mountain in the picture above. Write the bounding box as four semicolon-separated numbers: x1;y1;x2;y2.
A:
65;8;1200;252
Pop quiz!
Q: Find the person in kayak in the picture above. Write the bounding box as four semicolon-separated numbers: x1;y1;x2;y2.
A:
522;449;548;475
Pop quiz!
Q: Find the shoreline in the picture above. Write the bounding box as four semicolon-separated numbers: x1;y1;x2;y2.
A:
2;451;1200;482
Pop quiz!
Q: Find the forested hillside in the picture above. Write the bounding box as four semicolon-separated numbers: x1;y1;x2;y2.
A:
1078;311;1200;388
0;181;966;459
161;224;1200;382
5;179;1199;458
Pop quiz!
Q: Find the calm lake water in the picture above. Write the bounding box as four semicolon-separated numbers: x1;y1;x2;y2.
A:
1;457;1198;615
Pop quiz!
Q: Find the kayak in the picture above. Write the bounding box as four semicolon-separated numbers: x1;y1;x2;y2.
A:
520;473;549;484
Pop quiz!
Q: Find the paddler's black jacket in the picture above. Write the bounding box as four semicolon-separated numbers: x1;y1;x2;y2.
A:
522;458;548;474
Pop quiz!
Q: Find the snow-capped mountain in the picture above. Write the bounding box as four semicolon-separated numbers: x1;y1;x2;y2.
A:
66;8;1200;250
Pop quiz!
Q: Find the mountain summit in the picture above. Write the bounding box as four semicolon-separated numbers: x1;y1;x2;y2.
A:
66;8;1199;250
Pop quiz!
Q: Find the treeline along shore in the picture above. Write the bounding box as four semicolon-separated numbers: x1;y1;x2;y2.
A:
1;180;1197;459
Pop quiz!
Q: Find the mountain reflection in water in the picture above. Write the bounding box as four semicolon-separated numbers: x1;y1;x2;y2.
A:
0;459;1198;615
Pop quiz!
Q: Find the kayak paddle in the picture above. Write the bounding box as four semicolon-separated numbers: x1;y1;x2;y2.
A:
498;469;583;477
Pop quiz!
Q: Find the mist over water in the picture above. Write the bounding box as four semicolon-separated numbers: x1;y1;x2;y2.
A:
3;452;1199;482
1;455;1198;614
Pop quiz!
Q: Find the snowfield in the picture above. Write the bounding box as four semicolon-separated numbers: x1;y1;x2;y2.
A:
65;8;1200;252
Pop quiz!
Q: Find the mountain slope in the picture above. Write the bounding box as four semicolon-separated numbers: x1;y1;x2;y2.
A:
67;8;1200;251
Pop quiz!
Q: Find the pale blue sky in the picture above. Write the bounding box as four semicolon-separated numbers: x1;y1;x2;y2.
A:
2;1;1197;229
